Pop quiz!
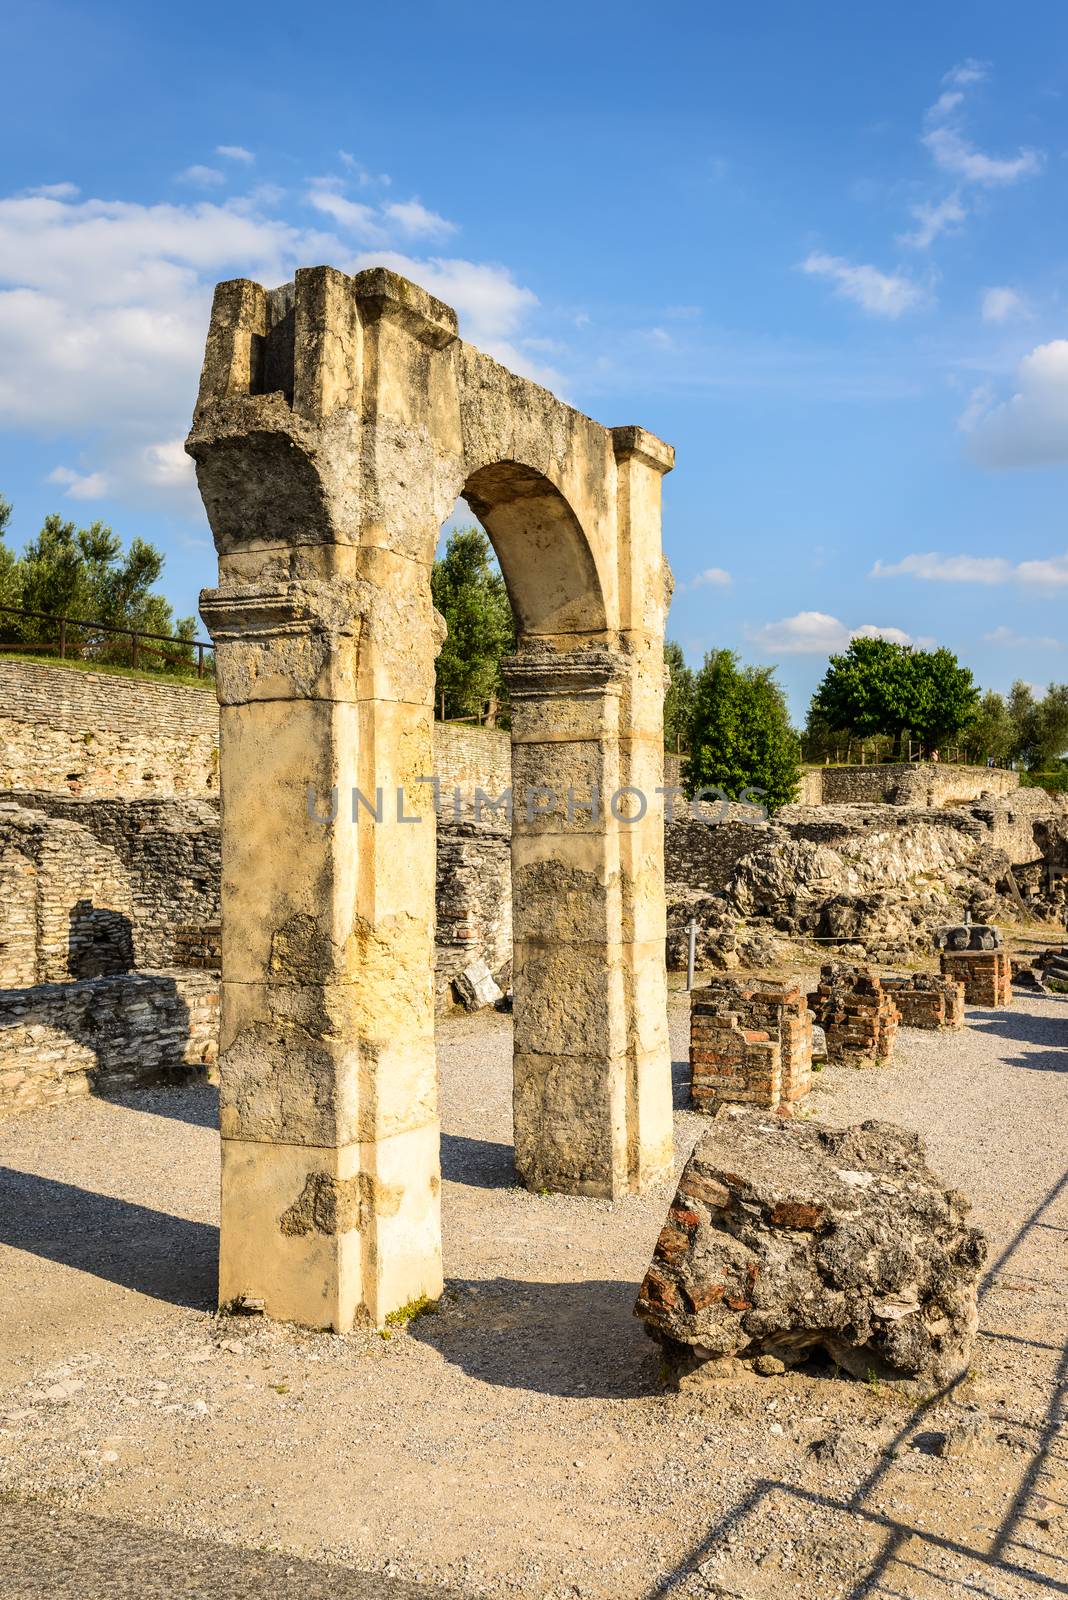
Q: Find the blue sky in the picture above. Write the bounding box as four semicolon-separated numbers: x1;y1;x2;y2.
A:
2;0;1066;720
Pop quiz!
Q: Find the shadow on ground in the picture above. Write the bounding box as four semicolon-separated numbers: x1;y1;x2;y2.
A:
409;1275;659;1400
0;1169;217;1309
0;1502;468;1600
439;1131;516;1190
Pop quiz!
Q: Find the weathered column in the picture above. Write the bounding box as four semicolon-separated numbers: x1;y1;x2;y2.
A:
190;267;452;1329
609;426;677;1194
506;644;673;1197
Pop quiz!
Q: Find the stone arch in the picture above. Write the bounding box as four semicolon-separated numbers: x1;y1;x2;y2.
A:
189;266;675;1330
461;461;606;638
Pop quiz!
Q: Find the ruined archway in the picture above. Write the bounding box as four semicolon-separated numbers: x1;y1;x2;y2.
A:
188;266;675;1330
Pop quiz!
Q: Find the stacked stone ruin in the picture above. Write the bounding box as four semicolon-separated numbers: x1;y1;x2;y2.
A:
940;948;1013;1007
934;922;1013;1007
880;972;965;1030
690;977;813;1111
808;963;899;1064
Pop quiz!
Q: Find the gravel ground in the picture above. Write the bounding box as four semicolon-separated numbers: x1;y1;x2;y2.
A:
0;991;1065;1599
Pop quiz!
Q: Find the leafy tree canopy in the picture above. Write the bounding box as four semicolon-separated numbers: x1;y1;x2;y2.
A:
663;640;696;753
809;637;979;758
0;499;197;669
683;648;799;813
431;526;515;724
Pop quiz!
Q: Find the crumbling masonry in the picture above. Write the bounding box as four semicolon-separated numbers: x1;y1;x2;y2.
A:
689;977;813;1111
187;266;676;1330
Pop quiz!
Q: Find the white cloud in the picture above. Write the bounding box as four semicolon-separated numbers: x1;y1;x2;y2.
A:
383;199;456;239
0;184;551;502
48;464;109;500
26;182;80;200
981;286;1028;323
961;340;1068;467
923;125;1041;187
900;191;966;250
176;165;226;188
681;567;732;592
873;549;1068;588
305;181;386;242
800;252;924;317
944;59;988;89
216;145;254;164
872;552;1010;583
747;611;914;655
984;625;1061;649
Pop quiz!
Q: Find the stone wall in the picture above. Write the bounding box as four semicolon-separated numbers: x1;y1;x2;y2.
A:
0;660;220;796
0;660;519;804
435;818;511;1004
817;763;1019;809
0;792;221;972
0;970;218;1117
665;814;773;890
0;802;134;985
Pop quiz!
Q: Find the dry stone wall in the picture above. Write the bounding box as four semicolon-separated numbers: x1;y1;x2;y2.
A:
0;660;220;796
0;970;218;1117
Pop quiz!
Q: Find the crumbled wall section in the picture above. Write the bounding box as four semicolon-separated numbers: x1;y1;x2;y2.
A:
940;948;1013;1007
0;801;134;984
882;973;965;1029
0;970;219;1117
435;818;511;1004
0;660;219;796
690;977;812;1110
818;763;1019;808
809;964;899;1064
0;792;221;971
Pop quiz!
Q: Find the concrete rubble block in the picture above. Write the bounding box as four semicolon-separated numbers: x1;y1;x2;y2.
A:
453;957;503;1012
809;963;899;1065
635;1115;986;1384
880;972;965;1030
939;948;1013;1008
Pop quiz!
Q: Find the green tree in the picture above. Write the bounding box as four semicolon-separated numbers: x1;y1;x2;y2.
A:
1008;680;1068;770
908;646;980;755
810;637;978;758
683;648;799;812
431;526;515;723
809;637;918;758
663;640;695;752
0;501;197;671
968;690;1014;763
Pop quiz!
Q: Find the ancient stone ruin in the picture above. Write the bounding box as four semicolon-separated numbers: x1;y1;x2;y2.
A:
689;977;812;1112
940;947;1014;1007
880;972;965;1030
186;265;676;1329
809;964;900;1064
635;1116;987;1384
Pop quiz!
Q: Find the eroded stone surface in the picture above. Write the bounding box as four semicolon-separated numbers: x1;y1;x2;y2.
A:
635;1116;986;1384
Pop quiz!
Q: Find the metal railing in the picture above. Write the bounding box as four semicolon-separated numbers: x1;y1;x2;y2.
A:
0;604;214;679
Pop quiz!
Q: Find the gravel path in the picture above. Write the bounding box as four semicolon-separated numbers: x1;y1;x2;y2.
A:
0;992;1065;1599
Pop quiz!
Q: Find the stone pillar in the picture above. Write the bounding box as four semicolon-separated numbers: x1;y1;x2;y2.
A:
191;266;452;1331
506;646;672;1197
